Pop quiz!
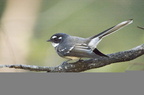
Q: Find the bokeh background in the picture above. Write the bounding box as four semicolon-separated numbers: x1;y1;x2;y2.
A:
0;0;143;72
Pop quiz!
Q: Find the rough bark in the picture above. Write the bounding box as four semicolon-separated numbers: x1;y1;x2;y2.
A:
0;44;143;72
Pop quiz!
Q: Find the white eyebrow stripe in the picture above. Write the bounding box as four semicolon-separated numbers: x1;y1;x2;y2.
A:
52;36;57;39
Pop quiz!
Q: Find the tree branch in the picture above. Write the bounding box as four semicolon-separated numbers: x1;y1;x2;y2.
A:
0;44;144;72
137;26;144;30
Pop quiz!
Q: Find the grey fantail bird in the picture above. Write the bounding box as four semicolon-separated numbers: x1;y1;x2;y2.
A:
47;19;133;62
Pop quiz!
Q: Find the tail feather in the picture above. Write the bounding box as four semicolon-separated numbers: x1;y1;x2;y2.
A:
90;19;133;39
88;19;133;50
93;48;108;57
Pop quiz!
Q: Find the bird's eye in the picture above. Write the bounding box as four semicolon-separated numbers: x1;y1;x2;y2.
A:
53;37;57;40
53;37;58;41
51;36;62;43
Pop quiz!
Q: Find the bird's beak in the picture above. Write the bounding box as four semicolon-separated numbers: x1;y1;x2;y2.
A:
47;39;51;42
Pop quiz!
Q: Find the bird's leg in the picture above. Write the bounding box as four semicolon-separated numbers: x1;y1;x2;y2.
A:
62;58;84;65
78;58;83;61
62;59;72;65
75;58;84;63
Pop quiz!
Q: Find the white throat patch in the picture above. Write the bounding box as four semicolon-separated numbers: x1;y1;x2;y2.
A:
52;43;59;48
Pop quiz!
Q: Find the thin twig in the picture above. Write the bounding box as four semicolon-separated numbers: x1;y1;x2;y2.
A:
137;26;144;30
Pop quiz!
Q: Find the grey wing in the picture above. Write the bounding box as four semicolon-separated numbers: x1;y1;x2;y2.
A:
61;44;104;58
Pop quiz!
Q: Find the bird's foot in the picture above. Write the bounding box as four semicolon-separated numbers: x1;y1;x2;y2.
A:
61;59;72;65
75;58;84;63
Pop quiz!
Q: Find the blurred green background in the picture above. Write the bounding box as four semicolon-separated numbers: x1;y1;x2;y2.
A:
0;0;144;72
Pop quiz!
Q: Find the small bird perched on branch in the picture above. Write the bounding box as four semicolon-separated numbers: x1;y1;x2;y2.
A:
47;19;133;62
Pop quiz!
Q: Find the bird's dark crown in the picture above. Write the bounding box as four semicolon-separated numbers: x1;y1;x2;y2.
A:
47;33;69;43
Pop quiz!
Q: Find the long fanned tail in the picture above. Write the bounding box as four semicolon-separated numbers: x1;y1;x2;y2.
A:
88;19;133;50
91;19;133;39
